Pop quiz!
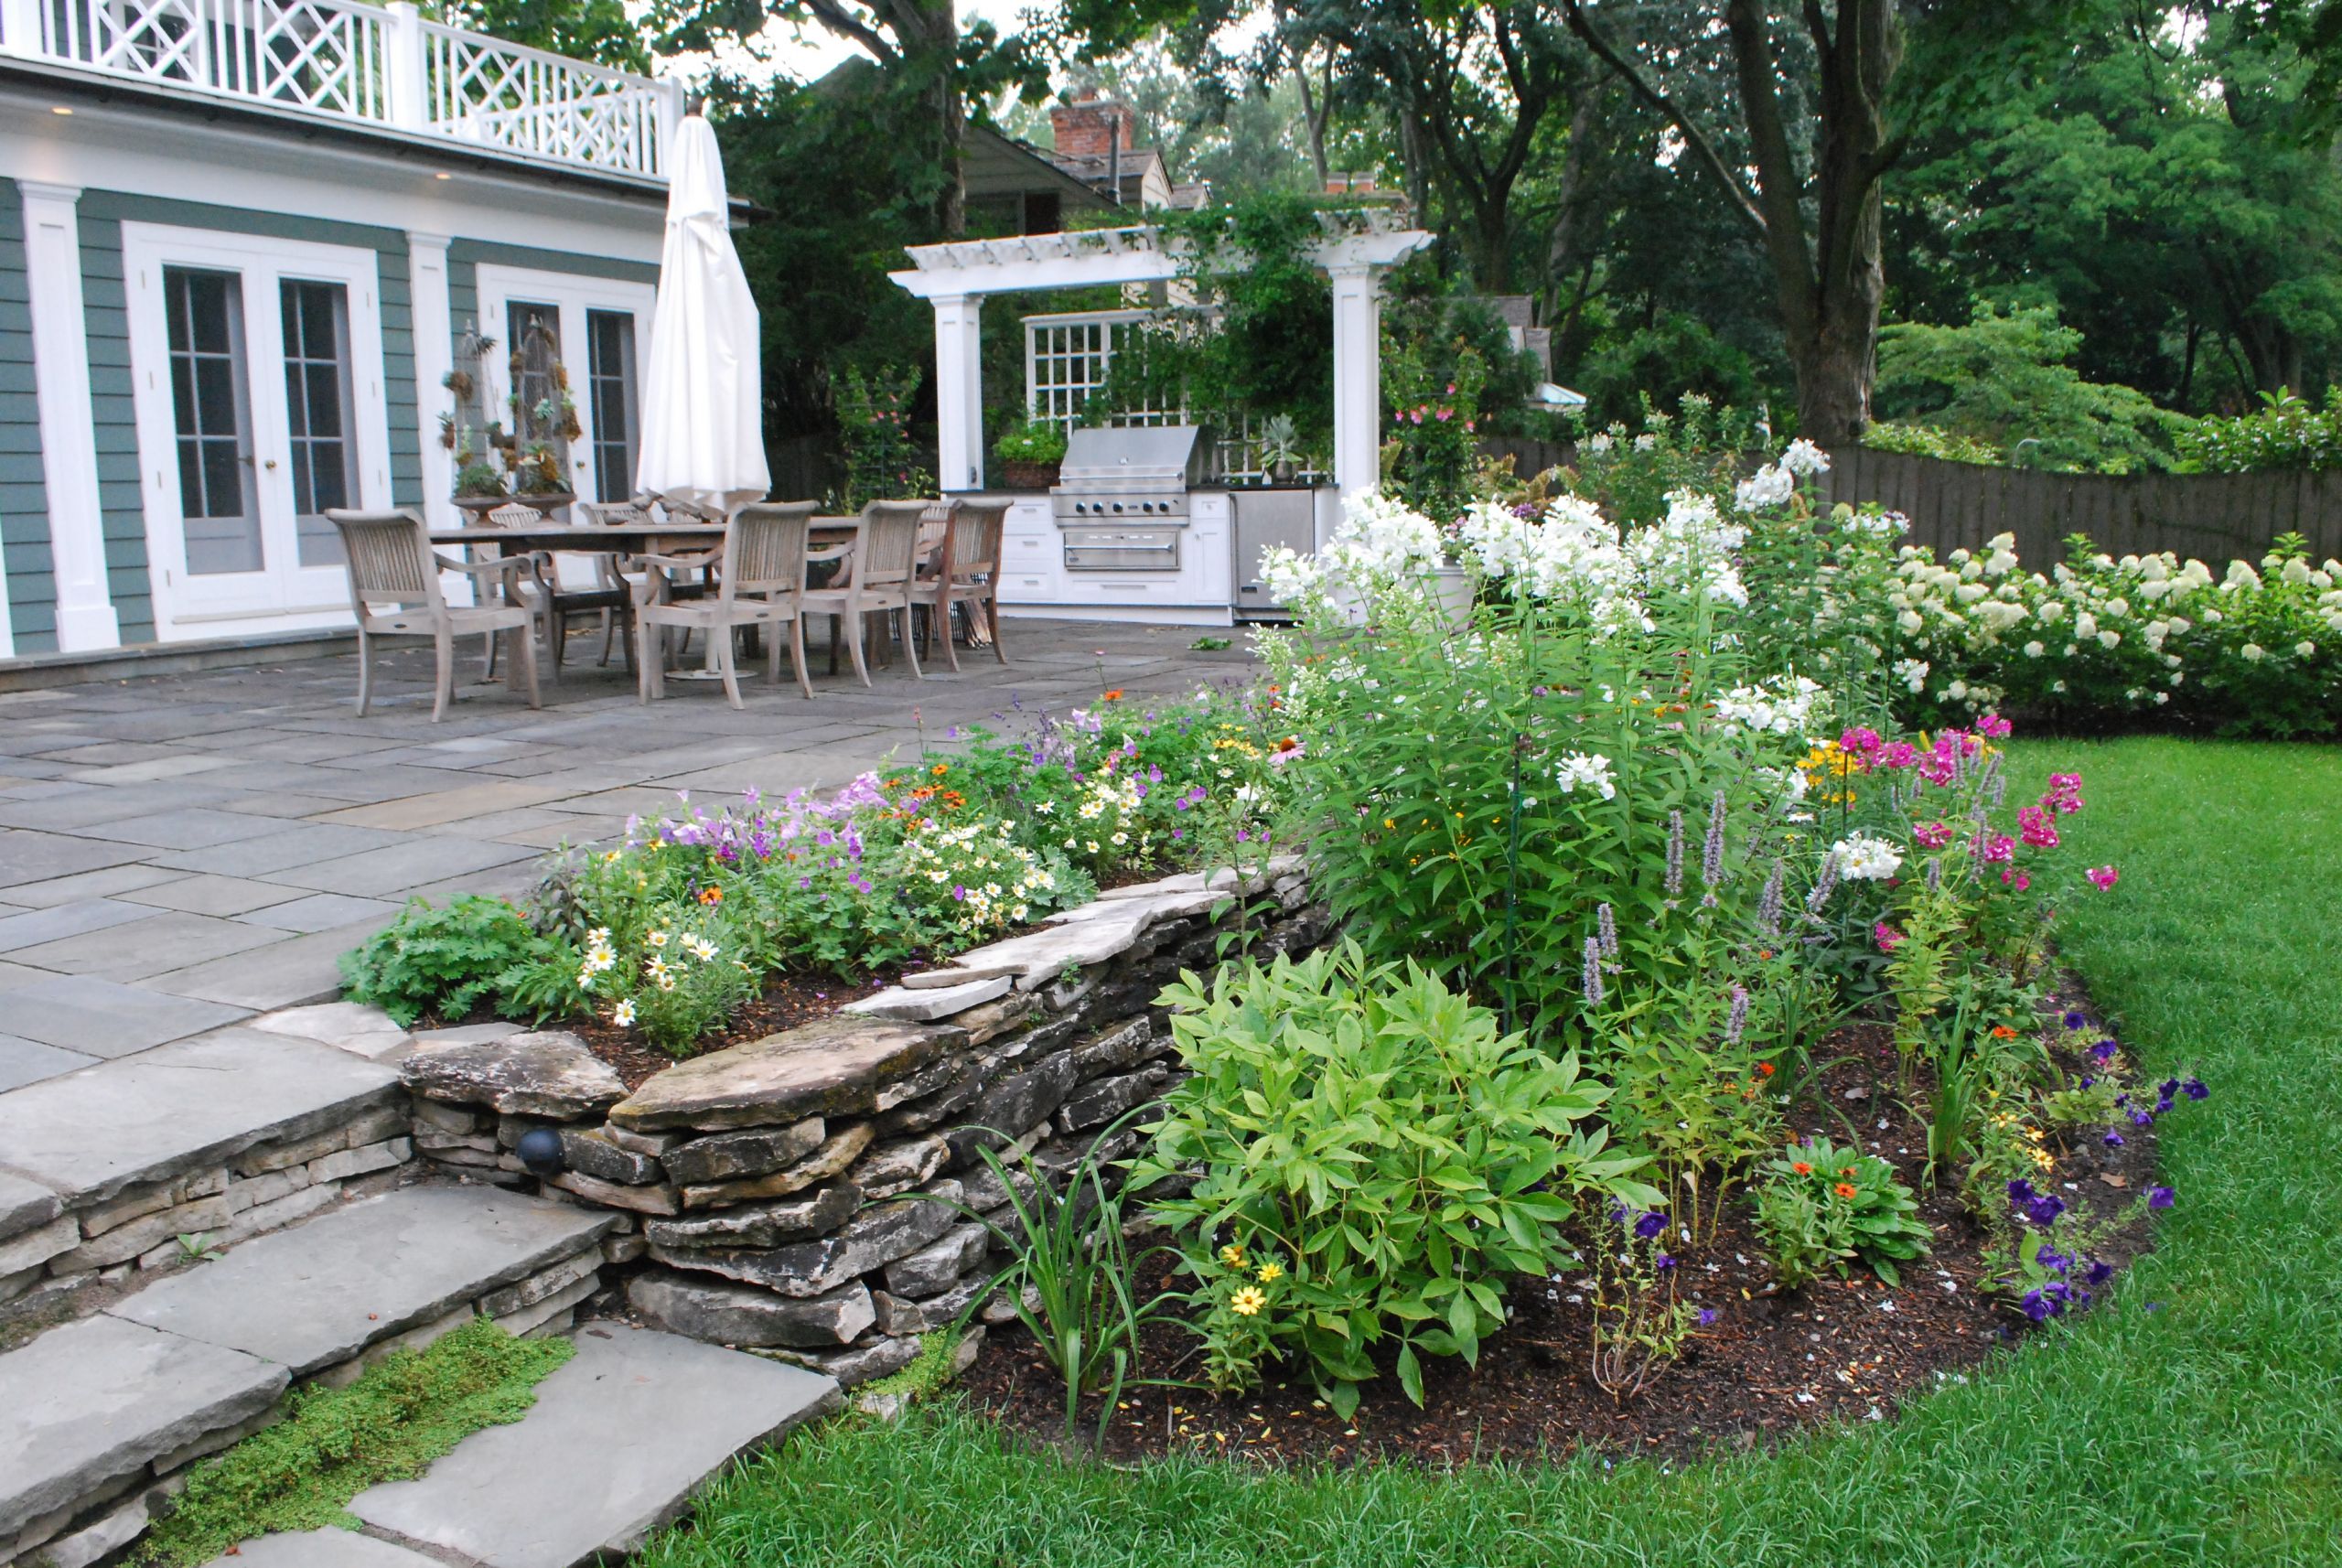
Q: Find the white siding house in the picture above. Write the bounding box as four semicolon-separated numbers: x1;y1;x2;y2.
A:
0;0;677;657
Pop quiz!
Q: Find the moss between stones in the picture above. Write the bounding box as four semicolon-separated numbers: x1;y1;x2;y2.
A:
138;1317;574;1566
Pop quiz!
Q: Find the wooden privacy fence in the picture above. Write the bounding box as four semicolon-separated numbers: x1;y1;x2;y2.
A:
1815;448;2342;567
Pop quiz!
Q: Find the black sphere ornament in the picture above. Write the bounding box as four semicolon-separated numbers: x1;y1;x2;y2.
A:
515;1127;566;1177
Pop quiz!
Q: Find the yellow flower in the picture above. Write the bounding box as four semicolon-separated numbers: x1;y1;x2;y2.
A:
1230;1286;1266;1317
1219;1244;1246;1269
1255;1262;1283;1283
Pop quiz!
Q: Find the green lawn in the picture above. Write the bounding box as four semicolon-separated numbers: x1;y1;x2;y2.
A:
641;738;2342;1568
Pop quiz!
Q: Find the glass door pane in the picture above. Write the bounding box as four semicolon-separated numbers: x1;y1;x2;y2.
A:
281;279;357;567
586;308;637;502
164;266;260;575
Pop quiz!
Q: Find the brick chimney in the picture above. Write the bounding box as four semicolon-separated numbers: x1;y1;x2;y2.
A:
1051;88;1138;160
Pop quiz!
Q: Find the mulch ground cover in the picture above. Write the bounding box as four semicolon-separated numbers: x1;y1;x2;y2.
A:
964;983;2163;1467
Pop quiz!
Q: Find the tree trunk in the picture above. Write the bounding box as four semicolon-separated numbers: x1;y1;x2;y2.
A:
1542;96;1602;328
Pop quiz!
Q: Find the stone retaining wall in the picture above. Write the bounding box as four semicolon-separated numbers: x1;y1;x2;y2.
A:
399;859;1325;1385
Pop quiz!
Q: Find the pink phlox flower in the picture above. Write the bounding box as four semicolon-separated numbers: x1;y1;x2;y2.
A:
1914;820;1953;849
1878;741;1919;769
2018;805;2059;848
1875;922;1904;952
2000;868;2031;891
2044;773;2084;815
1974;832;2017;864
1976;714;2014;738
2086;865;2120;891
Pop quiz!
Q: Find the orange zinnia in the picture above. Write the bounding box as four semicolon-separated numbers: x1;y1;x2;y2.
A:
1101;689;1124;701
1792;1161;1813;1176
1991;1025;2019;1038
1756;1062;1776;1078
1834;1182;1858;1198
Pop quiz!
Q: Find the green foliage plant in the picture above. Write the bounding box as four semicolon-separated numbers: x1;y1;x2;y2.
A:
948;1118;1169;1448
836;365;933;510
1751;1137;1931;1288
338;896;555;1028
2175;387;2342;472
1133;941;1657;1417
139;1318;571;1566
1873;305;2189;475
1585;1203;1698;1404
994;417;1069;465
1861;421;2005;466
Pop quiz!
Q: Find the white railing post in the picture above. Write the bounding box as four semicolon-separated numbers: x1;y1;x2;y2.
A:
655;75;684;174
0;0;47;57
382;1;427;129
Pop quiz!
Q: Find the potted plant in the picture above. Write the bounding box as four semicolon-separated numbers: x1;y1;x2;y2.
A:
995;417;1069;490
1256;413;1304;483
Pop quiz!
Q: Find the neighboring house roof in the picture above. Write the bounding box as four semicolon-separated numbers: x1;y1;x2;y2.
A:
962;123;1118;210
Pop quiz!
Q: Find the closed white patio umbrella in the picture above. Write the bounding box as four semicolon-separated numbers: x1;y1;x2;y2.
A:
636;112;768;516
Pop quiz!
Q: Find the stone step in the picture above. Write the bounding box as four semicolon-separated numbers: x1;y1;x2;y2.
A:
203;1527;446;1566
0;1026;402;1210
109;1185;618;1377
0;1316;286;1550
347;1325;838;1568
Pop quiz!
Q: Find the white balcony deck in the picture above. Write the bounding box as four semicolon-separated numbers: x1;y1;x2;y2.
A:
0;0;677;179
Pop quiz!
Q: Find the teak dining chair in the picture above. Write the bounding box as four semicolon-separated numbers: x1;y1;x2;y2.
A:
634;501;821;707
924;499;1010;669
801;499;928;686
327;508;541;722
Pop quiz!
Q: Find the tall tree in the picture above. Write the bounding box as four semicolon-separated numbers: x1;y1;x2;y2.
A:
1563;0;1904;443
652;1;1043;237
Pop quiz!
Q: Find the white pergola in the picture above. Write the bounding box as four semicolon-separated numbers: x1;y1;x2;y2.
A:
889;213;1434;496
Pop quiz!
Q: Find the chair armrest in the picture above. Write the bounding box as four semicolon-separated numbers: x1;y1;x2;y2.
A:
803;542;854;563
435;553;530;578
632;551;722;572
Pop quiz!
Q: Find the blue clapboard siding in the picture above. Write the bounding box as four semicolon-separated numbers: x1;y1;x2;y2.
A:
0;199;58;652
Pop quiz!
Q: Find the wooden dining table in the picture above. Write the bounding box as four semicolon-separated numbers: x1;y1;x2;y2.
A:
430;515;866;680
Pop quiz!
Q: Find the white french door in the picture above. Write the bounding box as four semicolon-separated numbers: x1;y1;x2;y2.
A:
124;224;392;639
470;264;655;510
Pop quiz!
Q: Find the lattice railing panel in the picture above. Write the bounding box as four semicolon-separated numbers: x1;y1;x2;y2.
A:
35;0;389;117
15;0;668;177
424;21;661;176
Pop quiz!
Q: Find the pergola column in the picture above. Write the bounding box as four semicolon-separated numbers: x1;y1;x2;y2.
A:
930;293;984;492
1327;261;1383;498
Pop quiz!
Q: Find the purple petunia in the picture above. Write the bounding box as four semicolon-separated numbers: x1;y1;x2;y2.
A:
2148;1186;2175;1210
2104;1129;2126;1147
2182;1078;2208;1101
1633;1210;1669;1240
2063;1010;2088;1030
1698;1307;1718;1326
1654;1253;1676;1271
2090;1039;2119;1064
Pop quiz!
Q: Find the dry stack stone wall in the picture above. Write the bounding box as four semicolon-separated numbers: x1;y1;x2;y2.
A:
398;859;1324;1384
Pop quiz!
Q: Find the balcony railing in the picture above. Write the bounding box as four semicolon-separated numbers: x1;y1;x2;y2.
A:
0;0;676;178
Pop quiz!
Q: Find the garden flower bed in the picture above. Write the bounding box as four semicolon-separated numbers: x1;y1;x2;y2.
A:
964;977;2183;1464
344;444;2217;1455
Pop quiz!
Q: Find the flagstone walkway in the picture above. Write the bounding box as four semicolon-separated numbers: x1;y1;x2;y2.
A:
0;620;1253;1093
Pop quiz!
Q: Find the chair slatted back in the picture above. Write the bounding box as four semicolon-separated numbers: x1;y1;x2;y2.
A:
914;499;956;571
485;501;543;529
854;500;928;590
580;499;656;529
328;510;440;607
724;502;819;601
945;500;1008;580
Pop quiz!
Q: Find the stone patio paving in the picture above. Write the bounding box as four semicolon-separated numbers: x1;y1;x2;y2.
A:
0;620;1255;1093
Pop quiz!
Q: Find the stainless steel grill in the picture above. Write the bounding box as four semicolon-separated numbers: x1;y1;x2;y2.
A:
1052;425;1202;572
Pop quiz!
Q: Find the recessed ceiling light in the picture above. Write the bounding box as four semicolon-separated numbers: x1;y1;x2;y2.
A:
434;170;451;180
51;105;73;115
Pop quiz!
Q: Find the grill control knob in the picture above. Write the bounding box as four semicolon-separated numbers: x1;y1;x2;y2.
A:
1112;502;1124;513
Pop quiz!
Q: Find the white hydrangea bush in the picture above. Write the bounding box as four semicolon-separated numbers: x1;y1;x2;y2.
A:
1877;530;2342;736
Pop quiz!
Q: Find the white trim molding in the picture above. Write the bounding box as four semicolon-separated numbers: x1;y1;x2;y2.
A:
407;231;457;531
18;179;121;651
